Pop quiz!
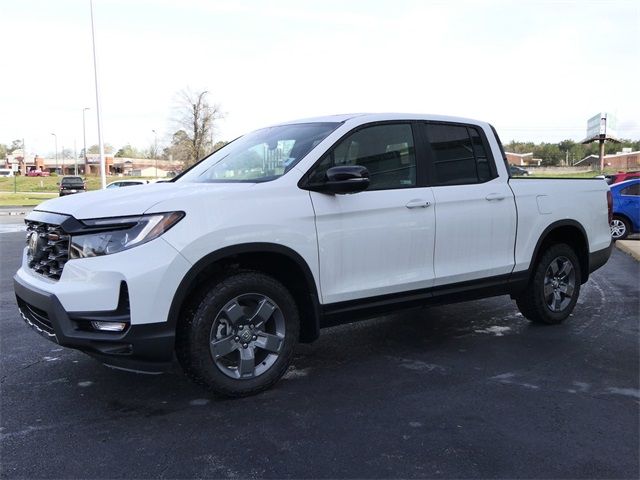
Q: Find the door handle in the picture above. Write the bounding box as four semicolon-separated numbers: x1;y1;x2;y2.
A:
485;193;506;201
405;199;431;209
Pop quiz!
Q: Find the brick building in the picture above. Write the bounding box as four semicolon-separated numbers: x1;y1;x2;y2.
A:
575;150;640;170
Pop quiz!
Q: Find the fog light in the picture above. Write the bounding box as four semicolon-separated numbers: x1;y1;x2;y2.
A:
91;321;127;332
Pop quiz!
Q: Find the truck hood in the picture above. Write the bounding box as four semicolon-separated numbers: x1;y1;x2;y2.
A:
34;182;256;220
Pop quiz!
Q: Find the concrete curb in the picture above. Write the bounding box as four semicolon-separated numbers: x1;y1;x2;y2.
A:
615;240;640;261
0;207;32;216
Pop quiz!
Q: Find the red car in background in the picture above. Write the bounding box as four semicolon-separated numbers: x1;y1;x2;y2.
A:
26;169;50;177
605;171;640;185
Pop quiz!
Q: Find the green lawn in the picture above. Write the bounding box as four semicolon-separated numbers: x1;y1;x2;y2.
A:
0;192;58;207
0;175;163;193
0;175;162;207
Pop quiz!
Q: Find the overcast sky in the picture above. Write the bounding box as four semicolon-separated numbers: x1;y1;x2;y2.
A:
1;0;638;157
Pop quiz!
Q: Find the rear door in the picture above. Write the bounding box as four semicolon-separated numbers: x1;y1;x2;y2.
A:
307;122;436;304
420;122;517;286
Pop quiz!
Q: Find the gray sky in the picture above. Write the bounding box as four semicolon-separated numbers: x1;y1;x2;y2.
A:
1;0;638;157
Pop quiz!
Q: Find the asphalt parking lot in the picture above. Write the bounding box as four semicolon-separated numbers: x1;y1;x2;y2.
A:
1;222;639;479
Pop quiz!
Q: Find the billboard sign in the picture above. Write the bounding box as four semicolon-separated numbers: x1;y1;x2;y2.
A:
586;112;618;139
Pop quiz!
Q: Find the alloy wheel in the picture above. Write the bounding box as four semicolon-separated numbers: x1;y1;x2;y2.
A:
543;256;576;312
209;294;285;379
610;219;627;239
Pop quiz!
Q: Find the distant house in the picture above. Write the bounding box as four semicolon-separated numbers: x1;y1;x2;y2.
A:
505;152;538;166
574;155;600;168
575;151;640;170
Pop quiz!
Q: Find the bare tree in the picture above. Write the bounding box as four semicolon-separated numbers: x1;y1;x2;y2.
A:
174;89;224;166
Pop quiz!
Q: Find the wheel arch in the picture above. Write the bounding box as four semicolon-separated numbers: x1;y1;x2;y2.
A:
167;243;321;344
528;220;590;285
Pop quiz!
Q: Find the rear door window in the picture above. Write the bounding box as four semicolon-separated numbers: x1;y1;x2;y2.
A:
424;123;497;186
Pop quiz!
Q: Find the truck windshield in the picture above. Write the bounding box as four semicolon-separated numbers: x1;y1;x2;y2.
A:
178;122;340;183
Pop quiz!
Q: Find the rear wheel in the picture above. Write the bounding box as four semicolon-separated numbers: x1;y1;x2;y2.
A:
516;243;581;324
176;271;299;397
610;215;630;240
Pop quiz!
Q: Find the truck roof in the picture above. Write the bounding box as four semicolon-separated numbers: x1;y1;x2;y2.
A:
272;112;488;127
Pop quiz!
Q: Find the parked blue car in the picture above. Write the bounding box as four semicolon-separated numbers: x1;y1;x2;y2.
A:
610;178;640;240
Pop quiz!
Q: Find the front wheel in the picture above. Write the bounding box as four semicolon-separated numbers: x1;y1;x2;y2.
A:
176;271;299;397
515;243;581;324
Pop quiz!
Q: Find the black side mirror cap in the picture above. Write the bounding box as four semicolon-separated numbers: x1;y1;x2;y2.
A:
304;165;370;194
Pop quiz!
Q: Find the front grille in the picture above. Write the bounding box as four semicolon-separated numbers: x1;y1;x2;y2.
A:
25;220;70;281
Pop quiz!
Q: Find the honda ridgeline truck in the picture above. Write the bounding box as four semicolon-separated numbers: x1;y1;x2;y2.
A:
14;113;613;396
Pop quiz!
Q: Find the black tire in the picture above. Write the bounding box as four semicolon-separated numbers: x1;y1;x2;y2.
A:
515;243;581;324
176;270;299;397
610;215;630;241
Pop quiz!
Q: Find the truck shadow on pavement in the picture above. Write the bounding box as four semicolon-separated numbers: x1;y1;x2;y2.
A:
20;295;551;412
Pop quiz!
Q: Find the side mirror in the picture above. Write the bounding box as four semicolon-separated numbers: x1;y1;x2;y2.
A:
307;165;370;194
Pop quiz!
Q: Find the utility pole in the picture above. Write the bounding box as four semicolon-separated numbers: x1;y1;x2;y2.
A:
83;107;90;174
14;137;21;193
152;129;158;178
50;133;57;174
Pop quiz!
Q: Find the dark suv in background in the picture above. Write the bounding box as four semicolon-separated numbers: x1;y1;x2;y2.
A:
59;176;86;196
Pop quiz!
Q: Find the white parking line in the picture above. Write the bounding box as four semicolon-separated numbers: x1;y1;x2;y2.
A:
0;225;26;234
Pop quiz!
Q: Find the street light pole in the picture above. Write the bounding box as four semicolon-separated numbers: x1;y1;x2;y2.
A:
90;0;106;189
83;107;90;174
50;133;57;174
152;129;158;178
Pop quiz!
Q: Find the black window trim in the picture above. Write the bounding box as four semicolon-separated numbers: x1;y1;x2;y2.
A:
298;120;427;191
490;124;511;179
420;120;499;187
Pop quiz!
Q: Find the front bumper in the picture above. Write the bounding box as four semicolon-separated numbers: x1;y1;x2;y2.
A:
14;274;174;373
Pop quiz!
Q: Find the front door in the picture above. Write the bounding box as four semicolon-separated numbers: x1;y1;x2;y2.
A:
307;123;436;304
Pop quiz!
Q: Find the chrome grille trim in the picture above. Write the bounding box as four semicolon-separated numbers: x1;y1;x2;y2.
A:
17;306;57;338
25;220;70;281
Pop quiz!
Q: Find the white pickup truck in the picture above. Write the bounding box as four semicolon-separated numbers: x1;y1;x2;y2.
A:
14;113;612;396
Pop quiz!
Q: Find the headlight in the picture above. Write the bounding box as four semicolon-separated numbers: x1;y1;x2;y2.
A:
69;212;184;259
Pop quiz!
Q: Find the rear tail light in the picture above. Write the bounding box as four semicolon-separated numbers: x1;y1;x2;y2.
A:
606;190;613;224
